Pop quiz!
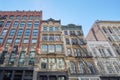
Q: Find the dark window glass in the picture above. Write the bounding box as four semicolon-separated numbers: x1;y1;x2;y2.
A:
17;29;23;36
0;51;7;64
20;21;25;27
66;38;70;44
25;29;30;36
42;34;48;41
27;21;32;27
72;38;78;45
9;52;15;64
64;31;68;35
77;31;82;36
0;21;4;27
16;15;21;19
22;15;27;19
36;15;40;19
29;51;35;65
29;15;33;20
9;15;14;19
34;21;39;27
49;35;54;41
9;29;15;36
70;31;75;35
5;21;11;27
13;21;18;27
33;30;38;36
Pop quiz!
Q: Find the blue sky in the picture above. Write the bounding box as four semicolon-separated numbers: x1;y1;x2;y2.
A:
0;0;120;36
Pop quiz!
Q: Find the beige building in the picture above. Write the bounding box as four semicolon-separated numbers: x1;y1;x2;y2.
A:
86;20;120;80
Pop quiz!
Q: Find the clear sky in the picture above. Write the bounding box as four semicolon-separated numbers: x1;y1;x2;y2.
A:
0;0;120;36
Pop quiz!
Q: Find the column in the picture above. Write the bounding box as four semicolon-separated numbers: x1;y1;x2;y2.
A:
11;70;15;80
22;70;25;80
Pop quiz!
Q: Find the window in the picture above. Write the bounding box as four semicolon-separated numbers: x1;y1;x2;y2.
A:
0;21;4;27
33;29;38;36
55;35;61;41
16;15;21;19
18;51;25;65
17;29;23;36
70;62;76;74
25;29;30;36
113;35;120;41
106;49;113;56
9;15;14;19
70;31;75;35
64;31;68;35
49;58;55;69
56;45;62;52
49;35;54;41
5;21;11;27
102;27;107;33
27;21;32;27
55;27;59;31
1;29;7;36
66;38;70;44
42;34;48;41
77;31;82;36
23;38;29;43
0;38;3;44
36;15;40;19
20;21;25;27
15;38;20;43
108;36;114;41
9;52;15;64
22;15;27;19
72;38;78;45
67;49;71;56
78;61;86;73
7;38;12;43
43;27;47;31
49;27;53;31
34;21;39;27
13;21;18;27
49;45;55;53
41;45;47;52
87;62;96;74
9;29;15;36
79;39;84;45
57;58;64;69
29;51;35;65
113;27;119;33
29;15;33;20
74;49;80;57
32;38;37;43
41;58;47;69
0;51;7;64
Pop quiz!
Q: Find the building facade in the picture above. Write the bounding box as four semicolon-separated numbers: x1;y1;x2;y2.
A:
0;11;42;80
86;20;120;80
61;24;100;80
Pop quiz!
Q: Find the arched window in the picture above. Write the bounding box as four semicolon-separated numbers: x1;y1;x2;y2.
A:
86;62;96;74
78;61;86;74
69;61;76;74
